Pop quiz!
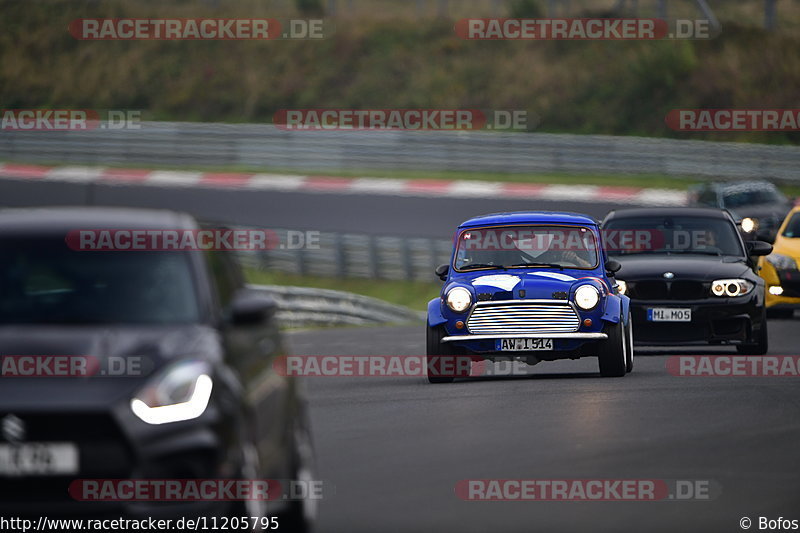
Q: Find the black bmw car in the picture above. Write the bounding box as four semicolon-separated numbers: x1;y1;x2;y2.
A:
0;207;315;530
601;207;772;354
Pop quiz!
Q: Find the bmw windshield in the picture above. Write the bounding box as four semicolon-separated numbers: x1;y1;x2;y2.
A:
603;216;745;257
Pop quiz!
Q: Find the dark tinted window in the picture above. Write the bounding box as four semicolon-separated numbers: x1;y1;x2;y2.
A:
0;237;200;325
782;213;800;238
722;186;784;208
604;216;744;257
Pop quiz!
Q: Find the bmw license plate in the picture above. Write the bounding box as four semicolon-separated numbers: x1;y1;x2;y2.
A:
495;338;553;351
647;308;692;322
0;442;79;476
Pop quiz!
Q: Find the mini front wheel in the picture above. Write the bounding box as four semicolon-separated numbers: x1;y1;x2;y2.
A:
624;317;634;373
598;320;627;378
426;325;455;384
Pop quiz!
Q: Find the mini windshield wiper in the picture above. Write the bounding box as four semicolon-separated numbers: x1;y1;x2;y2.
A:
507;262;564;270
459;263;503;271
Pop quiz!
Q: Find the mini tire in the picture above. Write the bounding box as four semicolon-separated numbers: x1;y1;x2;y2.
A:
598;320;627;378
624;316;634;373
427;325;455;384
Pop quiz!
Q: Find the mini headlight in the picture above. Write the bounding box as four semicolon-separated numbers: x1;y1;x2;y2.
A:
445;287;472;313
616;280;627;295
574;285;600;310
766;253;797;271
130;360;213;425
710;279;754;298
741;217;758;233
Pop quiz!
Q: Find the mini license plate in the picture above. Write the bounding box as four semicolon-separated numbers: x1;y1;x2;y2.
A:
647;308;692;322
0;442;79;476
495;338;553;351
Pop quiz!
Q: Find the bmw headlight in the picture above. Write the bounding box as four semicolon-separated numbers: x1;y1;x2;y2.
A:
130;360;213;425
710;279;755;298
741;217;759;233
616;280;628;295
766;253;797;271
574;285;600;310
445;287;472;313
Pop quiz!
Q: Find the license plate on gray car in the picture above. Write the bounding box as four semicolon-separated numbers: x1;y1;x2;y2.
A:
0;442;78;476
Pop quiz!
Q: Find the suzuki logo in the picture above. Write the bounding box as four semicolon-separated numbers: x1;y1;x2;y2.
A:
663;272;675;279
2;414;25;443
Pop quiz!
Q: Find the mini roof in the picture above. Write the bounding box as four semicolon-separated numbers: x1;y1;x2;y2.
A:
459;211;597;229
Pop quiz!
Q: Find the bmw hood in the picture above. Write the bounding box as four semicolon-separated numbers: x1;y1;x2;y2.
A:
615;255;751;282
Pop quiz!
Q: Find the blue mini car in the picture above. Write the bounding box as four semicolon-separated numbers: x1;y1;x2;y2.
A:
426;211;633;383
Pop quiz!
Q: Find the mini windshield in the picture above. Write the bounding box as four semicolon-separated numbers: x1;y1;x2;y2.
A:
454;225;598;271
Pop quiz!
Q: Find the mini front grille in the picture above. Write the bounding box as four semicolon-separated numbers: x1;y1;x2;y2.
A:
466;301;580;335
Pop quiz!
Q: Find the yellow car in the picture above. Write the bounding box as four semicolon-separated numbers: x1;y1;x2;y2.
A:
759;205;800;317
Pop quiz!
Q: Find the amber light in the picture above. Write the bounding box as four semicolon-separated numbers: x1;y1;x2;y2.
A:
583;318;593;327
455;321;465;329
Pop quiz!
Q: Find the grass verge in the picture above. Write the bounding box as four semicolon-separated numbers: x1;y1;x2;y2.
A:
245;268;441;313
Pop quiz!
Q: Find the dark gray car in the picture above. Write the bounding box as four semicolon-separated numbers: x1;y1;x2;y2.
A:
0;207;315;531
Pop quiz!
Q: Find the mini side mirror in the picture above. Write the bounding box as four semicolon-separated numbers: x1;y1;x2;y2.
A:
435;264;450;281
604;259;622;273
746;241;773;257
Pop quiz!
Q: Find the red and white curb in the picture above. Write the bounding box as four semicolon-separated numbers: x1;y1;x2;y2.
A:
0;163;687;206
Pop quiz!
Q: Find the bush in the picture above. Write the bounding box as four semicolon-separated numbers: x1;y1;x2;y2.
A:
295;0;324;16
508;0;543;18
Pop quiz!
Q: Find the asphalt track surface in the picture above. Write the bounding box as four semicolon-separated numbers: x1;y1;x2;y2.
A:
0;178;622;238
289;323;800;533
2;177;798;532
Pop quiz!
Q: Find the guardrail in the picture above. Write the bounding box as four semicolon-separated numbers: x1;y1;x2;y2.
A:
237;228;453;282
1;121;798;181
248;284;426;328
